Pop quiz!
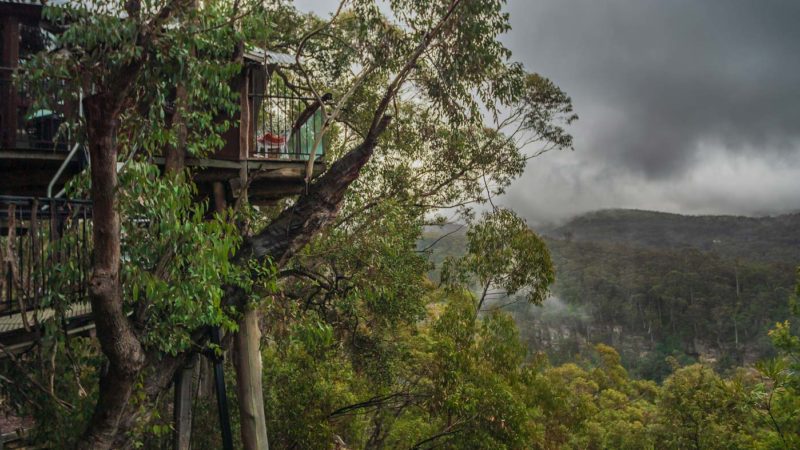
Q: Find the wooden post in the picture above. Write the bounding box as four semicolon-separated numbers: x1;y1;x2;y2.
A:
196;354;215;399
211;326;234;450
234;308;269;450
239;68;251;161
173;355;196;450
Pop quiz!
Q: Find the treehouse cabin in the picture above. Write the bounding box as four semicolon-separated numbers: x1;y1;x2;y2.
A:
1;0;328;342
186;47;329;206
1;0;328;205
0;3;328;446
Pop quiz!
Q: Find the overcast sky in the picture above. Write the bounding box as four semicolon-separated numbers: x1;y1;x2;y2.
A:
296;0;800;224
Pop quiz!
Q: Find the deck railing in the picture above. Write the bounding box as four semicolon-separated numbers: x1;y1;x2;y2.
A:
0;196;91;317
0;75;74;152
249;76;329;161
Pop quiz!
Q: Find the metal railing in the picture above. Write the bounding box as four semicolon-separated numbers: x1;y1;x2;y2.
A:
0;75;74;152
0;196;92;317
249;75;329;161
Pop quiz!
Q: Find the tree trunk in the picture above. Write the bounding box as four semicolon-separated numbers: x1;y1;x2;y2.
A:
102;115;391;449
79;95;146;450
164;83;188;173
238;115;391;265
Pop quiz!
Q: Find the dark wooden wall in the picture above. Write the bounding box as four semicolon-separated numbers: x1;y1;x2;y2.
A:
0;2;42;150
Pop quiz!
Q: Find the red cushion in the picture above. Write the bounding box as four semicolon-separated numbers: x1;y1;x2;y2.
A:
258;132;287;144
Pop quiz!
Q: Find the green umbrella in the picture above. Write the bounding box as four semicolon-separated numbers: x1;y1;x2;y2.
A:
25;109;56;121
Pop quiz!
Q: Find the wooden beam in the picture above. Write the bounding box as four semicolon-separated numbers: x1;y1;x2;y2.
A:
239;69;251;160
173;356;195;450
234;309;269;450
0;151;70;161
247;182;305;200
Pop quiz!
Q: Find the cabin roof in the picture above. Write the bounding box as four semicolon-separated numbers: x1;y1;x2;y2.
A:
244;47;298;66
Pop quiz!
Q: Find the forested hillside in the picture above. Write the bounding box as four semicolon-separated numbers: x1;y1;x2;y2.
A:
423;209;800;379
547;209;800;263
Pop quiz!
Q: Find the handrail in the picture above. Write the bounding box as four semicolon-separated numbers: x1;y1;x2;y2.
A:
1;196;92;317
0;195;91;205
47;91;84;198
249;87;330;161
47;142;82;197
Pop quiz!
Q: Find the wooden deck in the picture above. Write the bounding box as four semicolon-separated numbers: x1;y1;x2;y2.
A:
155;156;326;206
0;303;94;355
0;149;325;205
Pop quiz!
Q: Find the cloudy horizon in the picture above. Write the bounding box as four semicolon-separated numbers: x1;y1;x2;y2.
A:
498;0;800;225
297;0;800;225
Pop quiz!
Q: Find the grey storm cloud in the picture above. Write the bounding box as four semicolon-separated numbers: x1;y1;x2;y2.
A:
499;0;800;223
505;0;800;177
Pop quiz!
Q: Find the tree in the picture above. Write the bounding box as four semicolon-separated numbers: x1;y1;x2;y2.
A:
754;268;800;448
653;363;758;449
15;0;577;448
441;208;554;312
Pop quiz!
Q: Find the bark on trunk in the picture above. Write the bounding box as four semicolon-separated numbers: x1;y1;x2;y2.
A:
78;96;146;450
111;352;193;449
165;83;188;173
238;115;391;266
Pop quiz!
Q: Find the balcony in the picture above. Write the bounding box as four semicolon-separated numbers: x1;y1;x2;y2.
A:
190;66;330;205
249;77;327;162
1;55;328;207
0;196;93;350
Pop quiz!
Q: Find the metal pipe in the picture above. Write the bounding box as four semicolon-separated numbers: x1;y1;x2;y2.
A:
211;326;234;450
47;91;83;198
47;141;81;198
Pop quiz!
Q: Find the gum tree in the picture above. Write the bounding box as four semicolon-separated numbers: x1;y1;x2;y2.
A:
19;0;577;448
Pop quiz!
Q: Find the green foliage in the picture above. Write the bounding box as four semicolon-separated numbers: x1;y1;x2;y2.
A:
0;337;102;448
653;364;759;449
545;237;795;375
425;221;795;378
262;312;363;449
118;163;245;353
26;0;243;159
442;209;554;308
753;269;800;448
521;73;578;151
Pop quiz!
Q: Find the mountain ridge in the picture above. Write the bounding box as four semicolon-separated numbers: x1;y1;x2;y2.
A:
545;208;800;264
